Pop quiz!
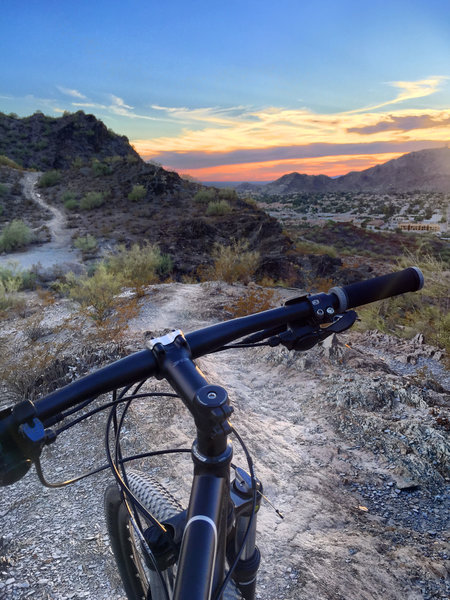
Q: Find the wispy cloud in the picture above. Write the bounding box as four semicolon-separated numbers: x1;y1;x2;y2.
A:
346;76;448;113
57;86;87;99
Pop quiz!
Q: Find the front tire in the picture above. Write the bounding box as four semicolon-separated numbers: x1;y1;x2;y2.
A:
104;469;183;600
105;469;243;600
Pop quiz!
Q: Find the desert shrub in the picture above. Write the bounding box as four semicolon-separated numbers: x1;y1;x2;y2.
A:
128;184;146;202
38;170;61;187
71;156;84;168
80;191;105;210
73;234;98;254
62;190;78;210
91;158;111;177
0;275;22;311
224;285;280;317
296;240;338;258
64;198;78;210
218;188;237;200
61;190;76;202
107;243;173;294
64;263;124;323
0;263;36;291
210;240;260;284
0;219;32;251
0;183;7;196
0;155;22;169
194;189;216;203
62;264;139;342
206;200;231;216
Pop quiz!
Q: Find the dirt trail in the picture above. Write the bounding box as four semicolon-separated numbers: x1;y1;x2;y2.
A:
23;172;71;248
0;283;448;599
0;173;81;270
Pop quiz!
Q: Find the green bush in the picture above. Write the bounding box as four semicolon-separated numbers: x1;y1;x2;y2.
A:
61;190;78;210
206;200;231;216
218;188;237;200
128;184;146;202
194;189;216;203
80;191;105;210
0;183;8;196
38;170;61;187
0;264;36;291
0;278;22;311
73;234;98;254
0;220;33;252
64;198;78;210
107;243;173;292
64;263;124;323
91;159;111;177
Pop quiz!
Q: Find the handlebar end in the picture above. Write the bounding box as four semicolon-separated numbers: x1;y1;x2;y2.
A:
410;266;425;291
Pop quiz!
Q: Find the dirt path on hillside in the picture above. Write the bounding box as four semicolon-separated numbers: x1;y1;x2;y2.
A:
1;283;448;599
0;173;81;270
23;172;71;248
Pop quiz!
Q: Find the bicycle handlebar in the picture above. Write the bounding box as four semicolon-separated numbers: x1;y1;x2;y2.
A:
329;266;424;311
0;267;424;485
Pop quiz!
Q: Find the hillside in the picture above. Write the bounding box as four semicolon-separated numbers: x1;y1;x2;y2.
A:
0;111;140;170
244;147;450;194
0;111;319;285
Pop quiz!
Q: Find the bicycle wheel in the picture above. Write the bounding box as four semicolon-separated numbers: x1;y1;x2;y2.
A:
104;469;183;600
104;469;242;600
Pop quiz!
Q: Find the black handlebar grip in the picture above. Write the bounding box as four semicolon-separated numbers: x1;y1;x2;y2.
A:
329;267;424;311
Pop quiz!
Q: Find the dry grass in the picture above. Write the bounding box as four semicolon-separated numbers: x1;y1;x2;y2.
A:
209;239;260;284
223;284;280;318
357;253;450;357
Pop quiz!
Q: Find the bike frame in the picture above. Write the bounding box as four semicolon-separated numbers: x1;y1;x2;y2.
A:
147;330;259;600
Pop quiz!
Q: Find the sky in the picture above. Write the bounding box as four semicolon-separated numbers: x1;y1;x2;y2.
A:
1;0;450;182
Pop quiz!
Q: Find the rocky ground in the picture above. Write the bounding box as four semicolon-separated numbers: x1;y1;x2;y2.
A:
0;282;448;600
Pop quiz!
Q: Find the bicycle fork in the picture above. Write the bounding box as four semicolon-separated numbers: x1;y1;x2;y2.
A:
229;467;262;600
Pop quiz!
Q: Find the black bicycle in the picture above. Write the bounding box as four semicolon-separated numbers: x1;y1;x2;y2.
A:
0;267;424;600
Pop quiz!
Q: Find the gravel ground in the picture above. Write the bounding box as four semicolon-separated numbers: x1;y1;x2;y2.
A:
0;283;449;600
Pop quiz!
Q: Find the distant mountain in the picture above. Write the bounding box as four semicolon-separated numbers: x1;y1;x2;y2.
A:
249;147;450;194
0;110;140;170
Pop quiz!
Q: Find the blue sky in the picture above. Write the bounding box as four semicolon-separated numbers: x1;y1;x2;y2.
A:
1;0;450;180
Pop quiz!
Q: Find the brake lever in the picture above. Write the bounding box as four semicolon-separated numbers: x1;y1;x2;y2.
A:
268;311;357;351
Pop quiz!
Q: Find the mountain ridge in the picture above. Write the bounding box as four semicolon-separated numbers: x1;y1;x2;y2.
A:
236;146;450;194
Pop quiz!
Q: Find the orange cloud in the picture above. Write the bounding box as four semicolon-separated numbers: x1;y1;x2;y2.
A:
174;152;404;181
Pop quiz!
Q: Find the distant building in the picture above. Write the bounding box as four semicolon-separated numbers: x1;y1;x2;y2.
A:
399;222;441;233
366;219;385;230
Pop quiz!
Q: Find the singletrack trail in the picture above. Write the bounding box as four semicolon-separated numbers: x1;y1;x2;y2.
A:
0;172;81;270
1;283;448;599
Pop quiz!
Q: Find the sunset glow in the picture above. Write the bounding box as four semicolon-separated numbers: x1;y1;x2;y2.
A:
1;1;449;182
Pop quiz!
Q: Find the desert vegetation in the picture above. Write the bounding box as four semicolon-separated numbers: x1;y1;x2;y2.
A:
0;219;33;252
357;253;450;357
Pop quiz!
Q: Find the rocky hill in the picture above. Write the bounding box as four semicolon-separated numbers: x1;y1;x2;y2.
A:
242;146;450;194
0;111;140;170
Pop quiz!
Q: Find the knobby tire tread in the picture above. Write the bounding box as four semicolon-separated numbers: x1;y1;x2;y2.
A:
105;468;242;599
